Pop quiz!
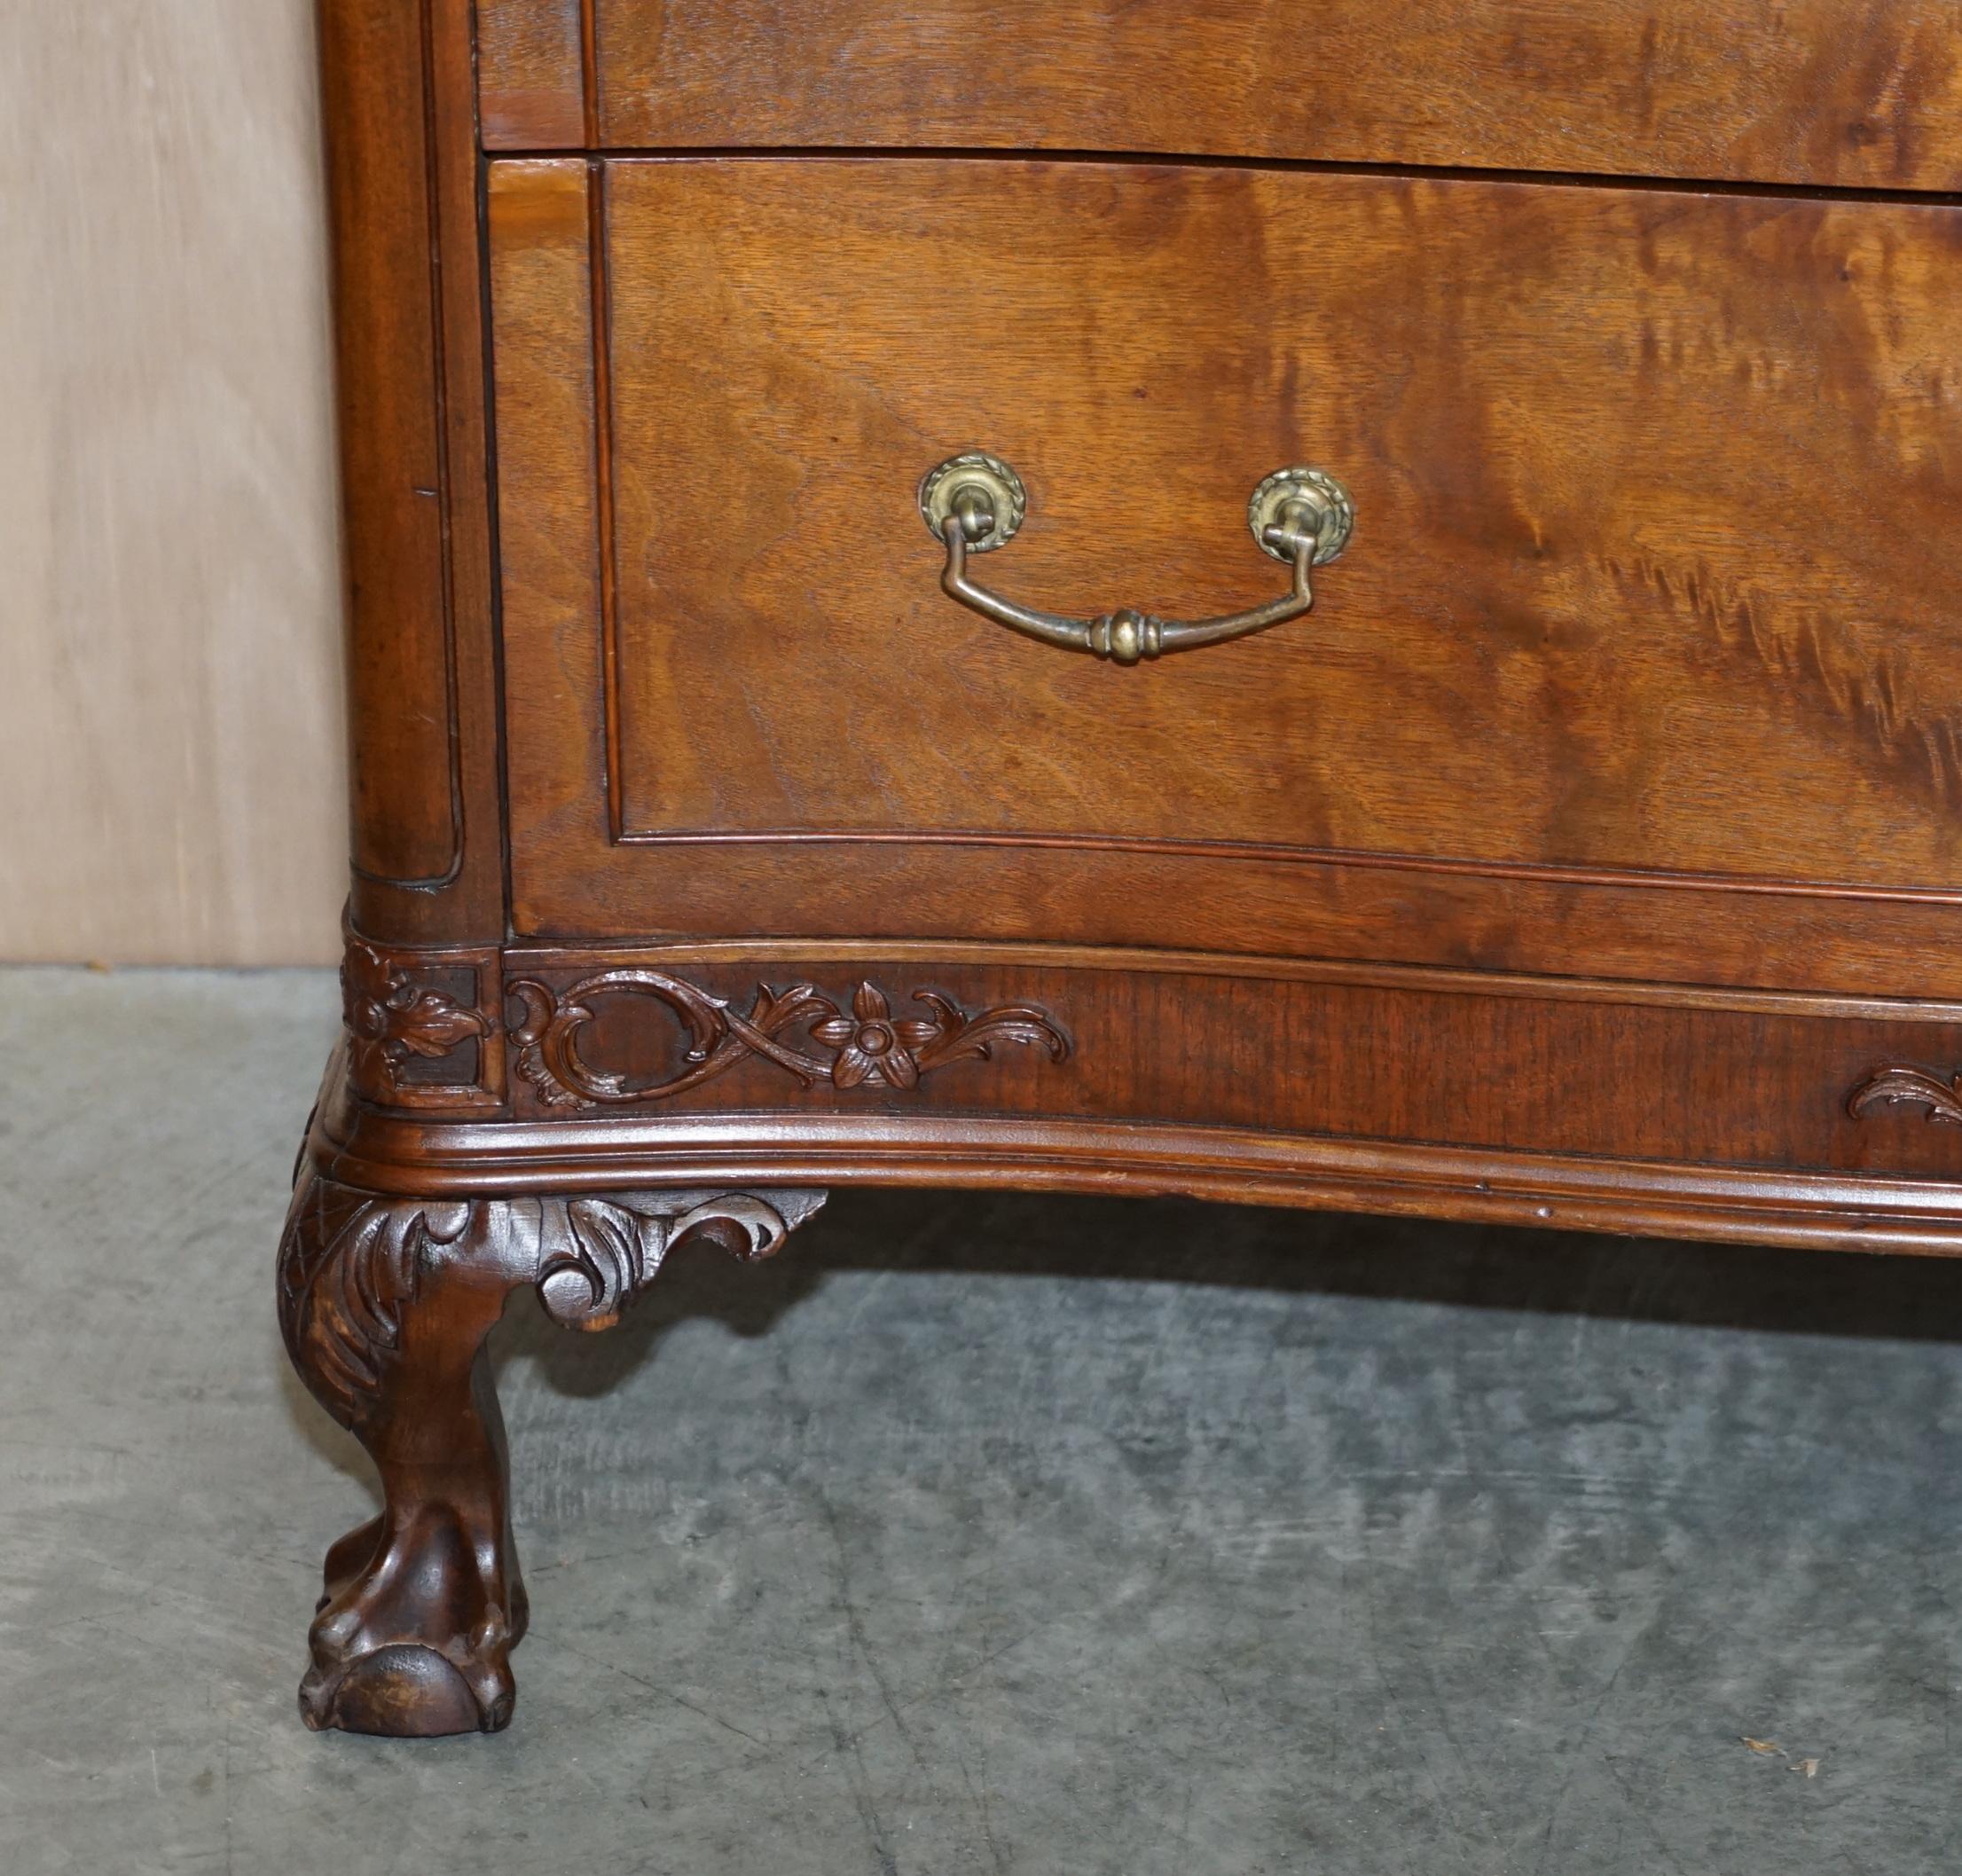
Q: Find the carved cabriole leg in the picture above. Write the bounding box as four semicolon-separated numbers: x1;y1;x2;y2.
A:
278;1167;825;1738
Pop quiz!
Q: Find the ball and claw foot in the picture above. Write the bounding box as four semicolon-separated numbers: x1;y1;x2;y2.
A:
278;1171;824;1739
298;1510;530;1737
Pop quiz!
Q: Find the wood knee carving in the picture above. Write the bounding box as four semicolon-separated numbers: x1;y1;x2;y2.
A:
278;1169;825;1736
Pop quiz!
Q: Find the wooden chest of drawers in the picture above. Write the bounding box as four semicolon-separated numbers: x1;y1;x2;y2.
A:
281;0;1962;1736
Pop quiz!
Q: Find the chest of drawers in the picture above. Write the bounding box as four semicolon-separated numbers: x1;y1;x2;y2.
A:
279;0;1962;1736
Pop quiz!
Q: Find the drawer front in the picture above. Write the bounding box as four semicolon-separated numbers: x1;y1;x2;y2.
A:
489;156;1962;993
493;944;1962;1192
479;1;1962;192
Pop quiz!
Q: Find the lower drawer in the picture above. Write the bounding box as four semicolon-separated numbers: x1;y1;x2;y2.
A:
489;155;1962;996
485;946;1962;1184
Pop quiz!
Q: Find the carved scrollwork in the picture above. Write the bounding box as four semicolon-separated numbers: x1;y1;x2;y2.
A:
535;1191;808;1332
279;1171;828;1420
509;972;1071;1111
1846;1064;1962;1127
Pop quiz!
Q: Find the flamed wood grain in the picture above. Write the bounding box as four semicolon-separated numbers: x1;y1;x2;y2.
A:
476;0;1962;195
489;155;1962;993
603;160;1962;882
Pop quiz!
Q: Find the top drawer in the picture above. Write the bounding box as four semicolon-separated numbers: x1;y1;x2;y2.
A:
479;0;1962;192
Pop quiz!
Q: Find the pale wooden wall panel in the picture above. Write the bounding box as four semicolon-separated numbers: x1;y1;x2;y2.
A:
0;1;347;965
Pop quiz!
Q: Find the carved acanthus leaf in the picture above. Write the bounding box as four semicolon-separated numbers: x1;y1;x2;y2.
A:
277;1176;475;1427
382;989;490;1059
280;1173;828;1410
536;1192;806;1332
1846;1064;1962;1127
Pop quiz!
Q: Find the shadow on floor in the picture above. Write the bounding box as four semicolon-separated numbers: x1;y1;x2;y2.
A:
500;1186;1962;1401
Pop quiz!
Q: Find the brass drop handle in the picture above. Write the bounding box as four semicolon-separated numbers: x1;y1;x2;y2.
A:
919;453;1354;665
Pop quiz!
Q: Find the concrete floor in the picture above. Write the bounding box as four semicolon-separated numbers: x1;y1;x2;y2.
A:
2;969;1959;1872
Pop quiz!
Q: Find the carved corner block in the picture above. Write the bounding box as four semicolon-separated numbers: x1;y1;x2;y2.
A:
277;1170;826;1735
341;927;506;1111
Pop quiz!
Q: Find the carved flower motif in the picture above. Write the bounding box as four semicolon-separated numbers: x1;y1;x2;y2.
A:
812;983;943;1090
507;971;1070;1108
